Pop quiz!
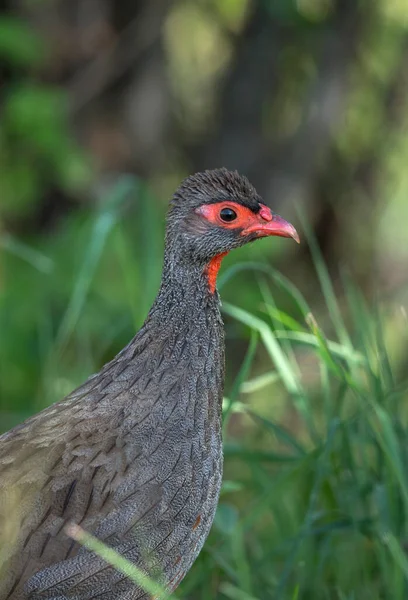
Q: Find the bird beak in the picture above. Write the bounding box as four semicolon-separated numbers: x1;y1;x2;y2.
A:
241;213;300;243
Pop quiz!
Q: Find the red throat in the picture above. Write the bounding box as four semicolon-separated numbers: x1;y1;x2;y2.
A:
206;252;228;293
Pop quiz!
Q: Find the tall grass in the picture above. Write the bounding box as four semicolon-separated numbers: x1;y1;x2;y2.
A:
201;252;408;599
1;179;408;599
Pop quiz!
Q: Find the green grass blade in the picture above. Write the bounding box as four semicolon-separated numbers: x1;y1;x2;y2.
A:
296;206;355;364
0;232;54;273
222;302;303;397
223;330;259;433
219;582;260;600
247;410;306;455
239;371;280;394
66;524;173;599
56;177;137;348
219;262;311;317
223;301;320;439
381;529;408;580
272;330;367;366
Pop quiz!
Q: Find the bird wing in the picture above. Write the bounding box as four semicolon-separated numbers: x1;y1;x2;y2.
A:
0;342;157;599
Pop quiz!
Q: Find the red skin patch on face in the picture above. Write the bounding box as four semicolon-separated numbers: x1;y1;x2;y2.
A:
197;200;299;292
206;252;228;294
196;201;263;230
198;200;269;293
259;204;272;221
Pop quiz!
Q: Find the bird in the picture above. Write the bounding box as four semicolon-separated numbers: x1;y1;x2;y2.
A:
0;168;299;600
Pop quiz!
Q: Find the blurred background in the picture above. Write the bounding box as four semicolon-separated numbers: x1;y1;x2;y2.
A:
1;0;408;598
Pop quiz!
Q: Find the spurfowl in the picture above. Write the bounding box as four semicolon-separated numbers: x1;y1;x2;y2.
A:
0;169;298;599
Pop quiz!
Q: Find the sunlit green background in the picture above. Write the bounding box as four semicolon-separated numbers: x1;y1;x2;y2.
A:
1;1;408;598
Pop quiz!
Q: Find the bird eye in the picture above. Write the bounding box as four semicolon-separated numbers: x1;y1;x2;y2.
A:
219;207;237;222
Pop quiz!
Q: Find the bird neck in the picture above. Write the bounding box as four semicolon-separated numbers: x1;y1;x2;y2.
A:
146;248;223;333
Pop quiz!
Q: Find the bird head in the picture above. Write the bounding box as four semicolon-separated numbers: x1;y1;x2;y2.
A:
165;168;299;292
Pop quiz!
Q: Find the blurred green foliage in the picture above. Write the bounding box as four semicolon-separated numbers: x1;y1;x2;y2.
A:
0;17;44;66
1;1;408;598
0;17;90;219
